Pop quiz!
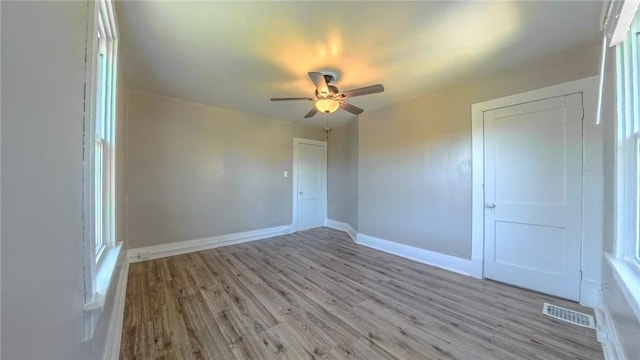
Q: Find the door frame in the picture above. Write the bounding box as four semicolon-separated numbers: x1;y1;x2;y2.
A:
470;76;602;306
292;137;327;232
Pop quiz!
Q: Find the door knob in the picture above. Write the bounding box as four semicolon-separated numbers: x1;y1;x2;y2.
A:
299;192;303;195
485;203;496;209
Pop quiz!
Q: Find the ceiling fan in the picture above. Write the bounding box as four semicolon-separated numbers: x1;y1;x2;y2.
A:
270;72;384;118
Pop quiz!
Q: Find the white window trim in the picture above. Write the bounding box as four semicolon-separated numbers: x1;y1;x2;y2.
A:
604;0;640;46
610;5;640;324
82;0;122;341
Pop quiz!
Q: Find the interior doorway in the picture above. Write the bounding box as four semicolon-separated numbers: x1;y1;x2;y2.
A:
292;138;327;232
471;76;602;304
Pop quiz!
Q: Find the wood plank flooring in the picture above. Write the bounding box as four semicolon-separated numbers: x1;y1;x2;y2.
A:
120;227;602;360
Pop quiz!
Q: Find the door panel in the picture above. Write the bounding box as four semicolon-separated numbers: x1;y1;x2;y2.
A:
484;93;583;300
494;222;567;274
296;141;326;231
494;107;568;204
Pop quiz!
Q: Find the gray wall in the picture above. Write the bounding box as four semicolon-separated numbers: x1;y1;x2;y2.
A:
125;91;325;249
348;118;359;230
357;41;600;259
1;1;123;358
327;118;359;229
328;126;349;223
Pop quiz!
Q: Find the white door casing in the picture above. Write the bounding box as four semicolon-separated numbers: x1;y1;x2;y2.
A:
483;93;583;300
292;138;327;232
471;76;603;307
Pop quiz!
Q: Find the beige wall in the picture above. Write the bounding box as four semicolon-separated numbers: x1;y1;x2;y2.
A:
358;41;601;258
347;118;359;230
125;91;325;248
327;118;359;229
1;1;119;358
328;125;350;223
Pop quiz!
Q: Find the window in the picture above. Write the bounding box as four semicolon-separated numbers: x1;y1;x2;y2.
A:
90;2;116;268
616;12;640;265
83;0;121;341
95;17;108;262
610;7;640;323
633;20;640;264
637;131;640;260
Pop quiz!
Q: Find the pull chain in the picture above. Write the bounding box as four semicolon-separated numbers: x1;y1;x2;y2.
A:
325;113;329;141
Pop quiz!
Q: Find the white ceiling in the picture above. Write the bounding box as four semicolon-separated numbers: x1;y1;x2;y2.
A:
117;1;603;127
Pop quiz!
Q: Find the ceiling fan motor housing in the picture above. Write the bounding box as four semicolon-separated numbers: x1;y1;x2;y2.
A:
316;85;340;98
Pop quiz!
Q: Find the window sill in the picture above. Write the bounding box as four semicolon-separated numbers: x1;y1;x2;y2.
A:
83;242;122;341
606;252;640;322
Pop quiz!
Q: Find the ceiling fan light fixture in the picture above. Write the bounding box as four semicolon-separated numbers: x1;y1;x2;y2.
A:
270;71;383;118
315;98;339;113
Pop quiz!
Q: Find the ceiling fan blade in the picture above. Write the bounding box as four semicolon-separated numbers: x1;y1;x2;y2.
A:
270;97;314;101
308;72;329;95
339;102;364;115
304;106;318;118
341;84;384;98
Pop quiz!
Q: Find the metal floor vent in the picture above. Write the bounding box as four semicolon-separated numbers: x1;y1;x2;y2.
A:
542;303;595;329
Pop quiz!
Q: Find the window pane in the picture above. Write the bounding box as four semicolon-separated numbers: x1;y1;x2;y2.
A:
636;30;640;134
96;52;106;139
94;37;108;261
634;21;640;262
637;135;640;261
95;139;104;260
627;24;640;261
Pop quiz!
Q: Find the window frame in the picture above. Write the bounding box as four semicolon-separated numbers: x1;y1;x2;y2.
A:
82;0;121;341
94;13;109;265
615;13;640;265
636;130;640;261
610;9;640;324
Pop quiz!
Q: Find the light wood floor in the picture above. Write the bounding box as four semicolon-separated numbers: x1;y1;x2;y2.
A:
120;227;602;360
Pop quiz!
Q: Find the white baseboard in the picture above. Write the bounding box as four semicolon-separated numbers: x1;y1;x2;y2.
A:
324;218;357;242
356;233;472;276
127;225;292;262
595;291;625;360
103;259;129;360
580;278;601;308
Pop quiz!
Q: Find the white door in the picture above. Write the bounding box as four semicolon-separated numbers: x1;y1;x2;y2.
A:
294;139;326;231
483;93;583;300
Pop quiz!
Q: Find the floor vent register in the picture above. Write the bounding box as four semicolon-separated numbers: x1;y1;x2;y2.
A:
542;303;595;329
